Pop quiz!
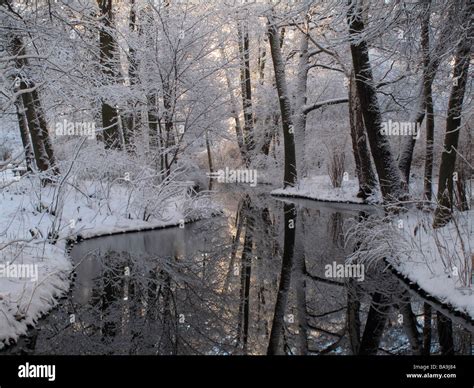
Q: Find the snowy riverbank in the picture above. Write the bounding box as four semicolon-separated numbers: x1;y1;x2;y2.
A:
273;175;473;321
391;210;473;320
271;175;381;204
0;174;218;348
348;208;473;320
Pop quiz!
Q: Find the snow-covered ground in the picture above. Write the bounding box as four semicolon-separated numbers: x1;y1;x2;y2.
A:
347;208;473;320
0;172;218;349
393;210;473;319
271;175;381;204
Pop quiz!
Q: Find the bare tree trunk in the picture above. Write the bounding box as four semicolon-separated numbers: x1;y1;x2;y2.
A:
398;1;459;183
347;0;406;202
267;16;297;187
31;87;59;174
14;99;34;172
349;70;377;198
19;81;59;176
220;46;247;164
147;93;160;154
8;33;58;177
97;0;121;149
259;31;284;158
205;130;213;190
124;0;141;151
422;0;434;202
433;0;472;228
293;27;309;178
398;94;426;185
238;20;255;165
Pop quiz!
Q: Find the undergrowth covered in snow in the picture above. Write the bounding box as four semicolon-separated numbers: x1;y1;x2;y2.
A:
0;141;219;348
346;207;473;319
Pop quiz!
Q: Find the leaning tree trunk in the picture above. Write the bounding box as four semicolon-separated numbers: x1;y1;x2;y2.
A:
259;31;285;158
398;1;458;184
347;0;406;202
8;33;58;177
30;87;58;174
19;83;51;173
349;70;377;198
267;16;297;187
14;99;34;172
433;0;472;228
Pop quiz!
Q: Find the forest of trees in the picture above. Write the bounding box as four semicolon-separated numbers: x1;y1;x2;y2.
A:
0;0;472;223
0;0;473;367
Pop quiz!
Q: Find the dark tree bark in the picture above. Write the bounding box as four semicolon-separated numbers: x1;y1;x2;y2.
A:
347;0;407;202
293;22;310;178
267;16;297;187
398;2;459;183
436;312;454;355
30;87;58;173
14;99;34;172
294;213;308;355
267;203;296;354
399;293;422;354
8;32;58;177
349;70;377;198
220;45;247;164
205;131;214;191
422;303;432;355
97;0;121;149
147;93;160;151
259;29;284;158
238;20;255;164
347;279;361;354
421;0;435;202
238;203;253;353
433;0;472;228
19;84;50;173
124;0;141;150
359;292;390;355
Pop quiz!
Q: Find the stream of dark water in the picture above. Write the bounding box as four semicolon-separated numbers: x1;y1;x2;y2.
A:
4;190;473;355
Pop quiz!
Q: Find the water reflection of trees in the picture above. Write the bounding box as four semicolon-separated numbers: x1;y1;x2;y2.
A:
6;194;473;355
272;204;473;356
